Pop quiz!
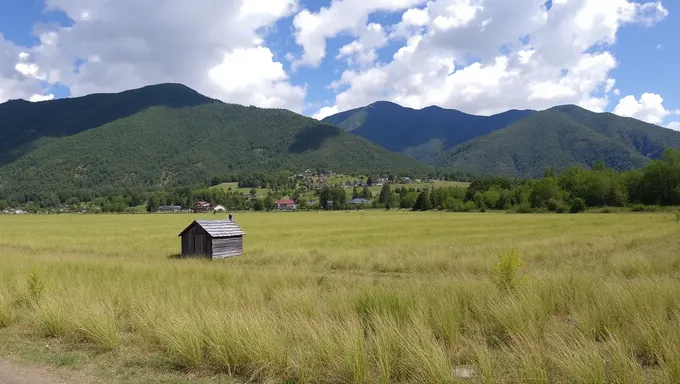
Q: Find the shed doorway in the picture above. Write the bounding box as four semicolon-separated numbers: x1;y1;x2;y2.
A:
194;234;205;254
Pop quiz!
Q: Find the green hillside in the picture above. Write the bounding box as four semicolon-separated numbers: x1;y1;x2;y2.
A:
0;84;428;197
436;105;680;178
322;101;533;163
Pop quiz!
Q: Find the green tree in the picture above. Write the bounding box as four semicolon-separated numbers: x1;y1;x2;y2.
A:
399;192;417;209
413;190;432;211
352;186;359;199
146;195;159;212
253;198;264;211
263;195;274;212
529;178;563;208
0;200;8;210
361;186;372;199
378;183;392;204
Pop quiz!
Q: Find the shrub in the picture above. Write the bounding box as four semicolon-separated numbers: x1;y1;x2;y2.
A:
27;268;45;304
675;210;680;222
546;198;560;212
555;202;570;214
514;203;533;214
492;250;523;292
570;198;587;213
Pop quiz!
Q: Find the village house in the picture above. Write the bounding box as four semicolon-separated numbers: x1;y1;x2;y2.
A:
158;205;182;213
193;201;212;212
178;220;245;259
275;199;296;211
348;198;370;206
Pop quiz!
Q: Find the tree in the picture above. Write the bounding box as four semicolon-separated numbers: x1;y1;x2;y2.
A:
361;186;372;199
367;176;374;186
529;178;563;208
352;186;359;199
0;200;8;211
146;195;160;212
263;194;274;212
253;198;265;211
592;160;606;171
413;190;432;211
379;183;392;204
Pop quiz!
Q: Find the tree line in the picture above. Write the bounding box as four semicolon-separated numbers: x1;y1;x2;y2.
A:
2;149;679;213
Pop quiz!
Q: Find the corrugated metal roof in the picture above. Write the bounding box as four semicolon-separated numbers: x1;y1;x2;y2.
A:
178;220;245;238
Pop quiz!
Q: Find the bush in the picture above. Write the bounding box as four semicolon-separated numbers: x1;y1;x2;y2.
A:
27;268;45;304
630;204;660;212
492;250;522;292
514;203;533;214
546;198;560;212
675;210;680;222
569;198;587;213
555;202;570;214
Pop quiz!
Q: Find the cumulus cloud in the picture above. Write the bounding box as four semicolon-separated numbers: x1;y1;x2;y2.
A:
292;0;426;68
613;93;675;125
18;0;306;111
336;23;388;67
308;0;670;117
0;36;49;103
667;122;680;131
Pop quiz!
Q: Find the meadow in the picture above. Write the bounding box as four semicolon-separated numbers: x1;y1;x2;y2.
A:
1;211;680;383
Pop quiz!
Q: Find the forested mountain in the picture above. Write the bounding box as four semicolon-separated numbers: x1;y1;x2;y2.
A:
322;101;534;163
0;84;427;199
435;105;680;178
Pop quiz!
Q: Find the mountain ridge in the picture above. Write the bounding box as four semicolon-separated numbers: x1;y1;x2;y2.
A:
435;105;680;177
0;84;428;198
322;101;534;163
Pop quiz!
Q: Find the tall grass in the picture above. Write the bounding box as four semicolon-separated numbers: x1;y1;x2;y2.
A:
0;212;679;382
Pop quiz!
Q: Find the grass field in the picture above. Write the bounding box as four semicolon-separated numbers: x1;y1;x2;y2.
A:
213;182;272;197
1;212;680;383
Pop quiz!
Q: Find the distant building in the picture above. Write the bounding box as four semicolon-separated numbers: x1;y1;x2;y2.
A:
348;198;370;205
178;220;245;259
158;205;182;213
193;201;212;212
275;199;296;211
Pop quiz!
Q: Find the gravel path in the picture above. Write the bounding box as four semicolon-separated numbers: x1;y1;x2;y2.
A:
0;360;71;384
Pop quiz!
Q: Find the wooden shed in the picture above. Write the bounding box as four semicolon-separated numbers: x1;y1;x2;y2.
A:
178;220;245;259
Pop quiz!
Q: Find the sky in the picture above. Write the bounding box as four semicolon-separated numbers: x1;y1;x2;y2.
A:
1;0;679;130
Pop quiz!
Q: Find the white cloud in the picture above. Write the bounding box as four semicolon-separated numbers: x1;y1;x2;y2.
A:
208;46;305;110
292;0;426;68
0;36;46;103
29;94;55;102
313;105;340;120
17;0;305;111
667;121;680;131
613;93;674;124
336;23;388;67
312;0;669;117
401;8;429;26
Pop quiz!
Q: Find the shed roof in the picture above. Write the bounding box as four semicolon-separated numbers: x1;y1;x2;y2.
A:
276;199;295;204
178;220;245;238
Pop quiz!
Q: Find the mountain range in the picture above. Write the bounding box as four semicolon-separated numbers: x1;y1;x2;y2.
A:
2;83;680;197
0;84;426;197
323;101;680;178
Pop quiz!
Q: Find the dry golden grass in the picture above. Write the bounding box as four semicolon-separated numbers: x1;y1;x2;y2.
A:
1;211;680;383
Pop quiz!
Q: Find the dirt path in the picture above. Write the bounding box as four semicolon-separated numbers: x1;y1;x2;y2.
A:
0;359;73;384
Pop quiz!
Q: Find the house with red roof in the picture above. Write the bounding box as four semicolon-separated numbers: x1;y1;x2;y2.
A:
275;199;296;211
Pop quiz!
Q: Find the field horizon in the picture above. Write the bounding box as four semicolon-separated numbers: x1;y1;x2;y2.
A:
1;211;680;383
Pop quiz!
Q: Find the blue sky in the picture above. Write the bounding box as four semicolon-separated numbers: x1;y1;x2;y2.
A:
1;0;678;128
